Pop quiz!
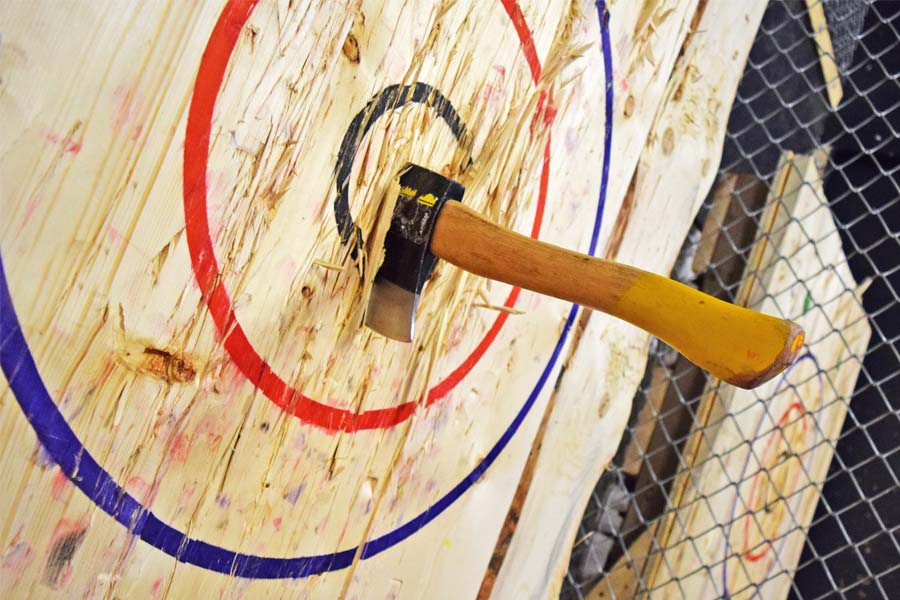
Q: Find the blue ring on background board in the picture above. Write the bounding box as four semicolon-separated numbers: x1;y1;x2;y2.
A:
0;1;613;579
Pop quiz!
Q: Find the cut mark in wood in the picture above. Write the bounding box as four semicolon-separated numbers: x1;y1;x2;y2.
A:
623;94;635;118
603;175;638;260
661;127;675;155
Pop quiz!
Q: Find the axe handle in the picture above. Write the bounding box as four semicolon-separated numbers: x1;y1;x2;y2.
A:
431;201;804;389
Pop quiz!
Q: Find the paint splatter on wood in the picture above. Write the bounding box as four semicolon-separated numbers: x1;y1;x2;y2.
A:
43;523;87;589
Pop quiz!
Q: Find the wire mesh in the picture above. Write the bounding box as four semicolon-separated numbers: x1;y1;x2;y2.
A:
563;1;899;598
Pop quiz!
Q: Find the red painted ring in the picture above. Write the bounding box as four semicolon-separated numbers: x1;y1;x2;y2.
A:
183;0;554;432
740;401;811;562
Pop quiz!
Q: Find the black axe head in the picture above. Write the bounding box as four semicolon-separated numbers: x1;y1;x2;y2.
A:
365;163;465;341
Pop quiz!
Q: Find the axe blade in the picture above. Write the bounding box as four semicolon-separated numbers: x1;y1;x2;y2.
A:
365;278;418;342
364;164;465;341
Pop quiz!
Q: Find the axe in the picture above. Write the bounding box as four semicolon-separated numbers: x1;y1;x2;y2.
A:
365;164;804;389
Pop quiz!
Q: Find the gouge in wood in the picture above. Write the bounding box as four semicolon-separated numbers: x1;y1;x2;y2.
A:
364;163;804;389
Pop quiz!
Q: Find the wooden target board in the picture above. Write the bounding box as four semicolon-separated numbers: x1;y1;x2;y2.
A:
1;0;614;597
646;153;872;599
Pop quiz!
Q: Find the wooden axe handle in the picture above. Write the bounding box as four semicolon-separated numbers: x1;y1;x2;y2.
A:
431;201;804;389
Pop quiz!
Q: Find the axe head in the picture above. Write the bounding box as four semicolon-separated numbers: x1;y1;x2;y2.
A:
365;163;465;341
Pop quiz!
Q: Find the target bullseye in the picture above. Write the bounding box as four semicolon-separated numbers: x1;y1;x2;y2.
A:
183;0;558;433
0;0;614;579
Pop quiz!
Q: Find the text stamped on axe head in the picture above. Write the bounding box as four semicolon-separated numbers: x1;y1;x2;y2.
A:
365;164;464;342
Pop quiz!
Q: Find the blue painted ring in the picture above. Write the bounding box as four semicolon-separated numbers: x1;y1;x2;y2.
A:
0;1;613;579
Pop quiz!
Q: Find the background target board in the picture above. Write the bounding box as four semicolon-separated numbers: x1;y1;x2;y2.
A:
1;0;618;597
722;354;824;595
645;152;872;599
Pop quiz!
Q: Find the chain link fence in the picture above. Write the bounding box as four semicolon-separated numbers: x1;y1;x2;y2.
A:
563;1;899;598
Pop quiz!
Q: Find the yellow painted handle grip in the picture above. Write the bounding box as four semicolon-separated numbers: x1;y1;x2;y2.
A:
432;201;804;389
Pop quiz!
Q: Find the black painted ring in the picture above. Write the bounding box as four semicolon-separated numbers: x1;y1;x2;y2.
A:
333;82;471;259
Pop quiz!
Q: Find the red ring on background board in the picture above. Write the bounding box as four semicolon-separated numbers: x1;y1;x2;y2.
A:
740;401;810;562
183;0;553;432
